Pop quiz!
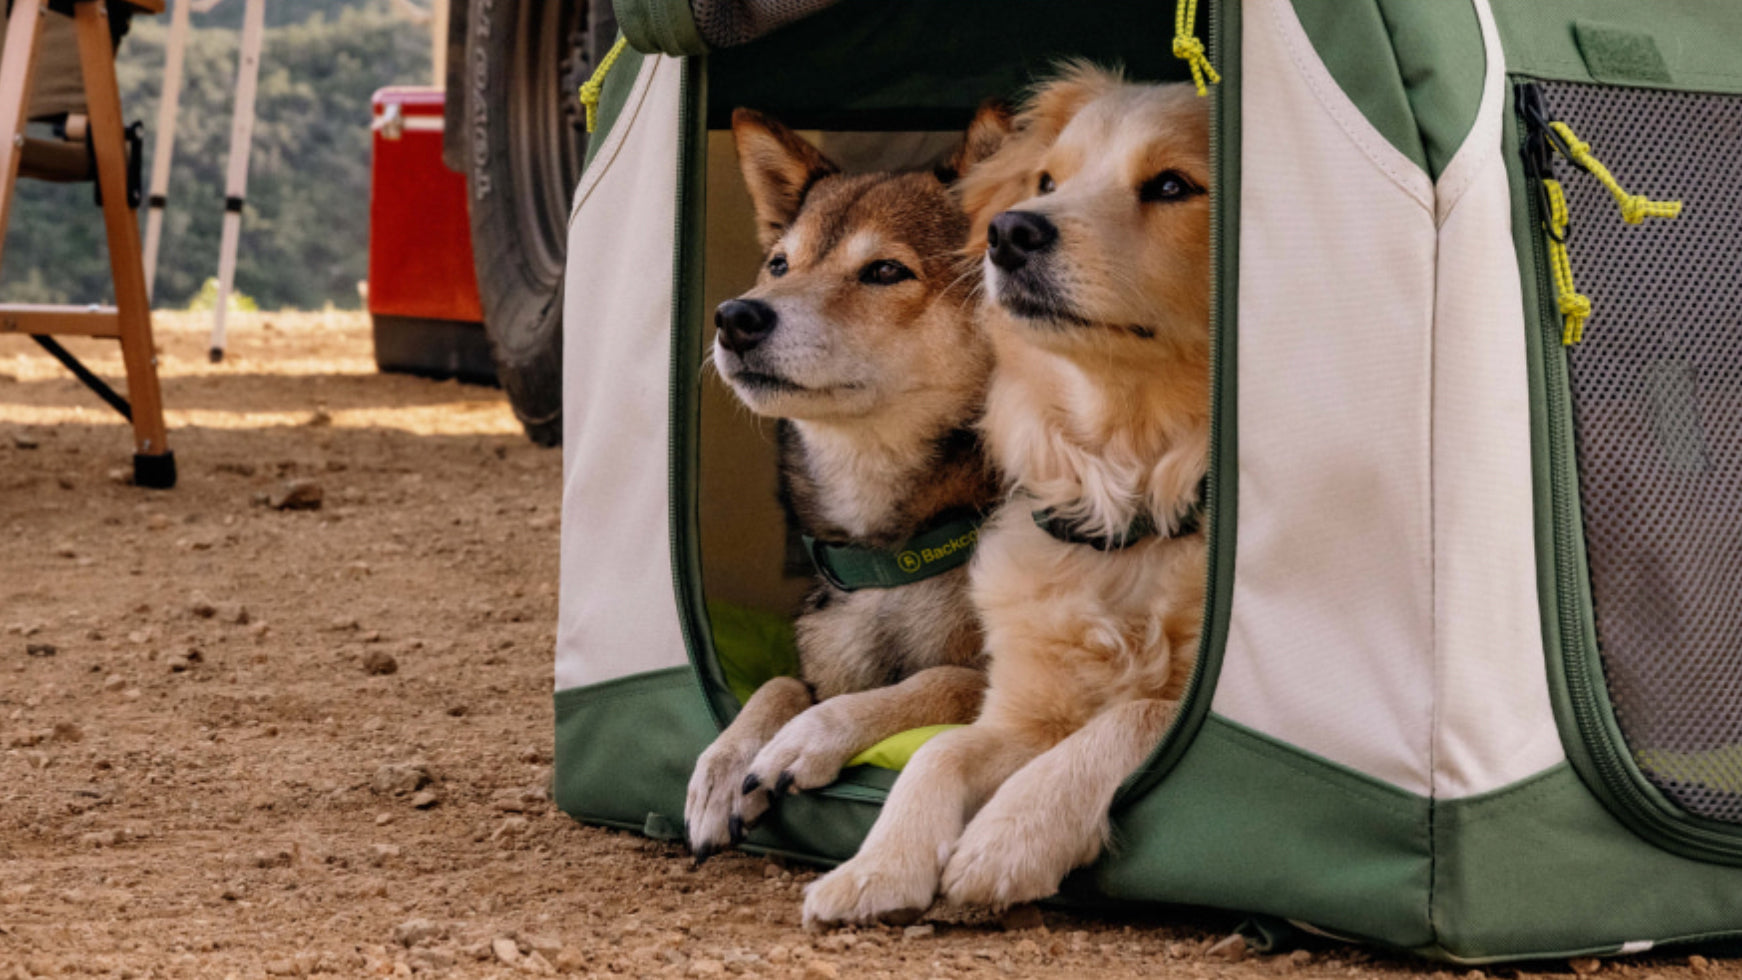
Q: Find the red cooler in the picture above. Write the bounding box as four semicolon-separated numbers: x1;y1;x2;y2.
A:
367;86;495;384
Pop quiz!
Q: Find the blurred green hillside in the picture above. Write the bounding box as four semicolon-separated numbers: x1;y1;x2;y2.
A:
1;0;433;310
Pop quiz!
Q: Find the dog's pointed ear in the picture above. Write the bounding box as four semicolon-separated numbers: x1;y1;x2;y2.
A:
936;100;1015;184
732;108;839;250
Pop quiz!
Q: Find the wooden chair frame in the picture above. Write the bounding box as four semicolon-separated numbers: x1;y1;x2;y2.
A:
0;0;174;488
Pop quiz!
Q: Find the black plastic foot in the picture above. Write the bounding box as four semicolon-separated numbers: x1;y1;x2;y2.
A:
208;347;224;363
133;451;176;489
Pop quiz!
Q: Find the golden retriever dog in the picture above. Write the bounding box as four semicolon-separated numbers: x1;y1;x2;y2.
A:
685;109;1014;862
803;66;1211;926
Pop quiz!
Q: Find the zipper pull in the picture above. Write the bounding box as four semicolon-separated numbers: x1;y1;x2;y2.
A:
1517;84;1594;346
1546;120;1684;225
579;36;629;134
1173;0;1219;97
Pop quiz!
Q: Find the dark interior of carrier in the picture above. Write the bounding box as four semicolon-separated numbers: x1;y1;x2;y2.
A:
1538;80;1742;824
688;0;1207;708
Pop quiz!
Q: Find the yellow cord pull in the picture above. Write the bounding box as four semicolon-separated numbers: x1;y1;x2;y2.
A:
1548;121;1684;225
578;36;629;133
1173;0;1219;97
1542;179;1592;345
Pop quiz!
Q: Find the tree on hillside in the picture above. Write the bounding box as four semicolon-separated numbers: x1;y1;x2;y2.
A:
0;0;431;310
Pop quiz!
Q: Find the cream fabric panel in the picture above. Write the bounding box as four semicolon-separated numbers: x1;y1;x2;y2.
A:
1428;0;1565;798
556;56;688;692
1211;0;1438;795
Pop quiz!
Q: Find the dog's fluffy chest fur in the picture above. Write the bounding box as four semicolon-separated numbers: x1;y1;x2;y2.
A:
968;340;1208;741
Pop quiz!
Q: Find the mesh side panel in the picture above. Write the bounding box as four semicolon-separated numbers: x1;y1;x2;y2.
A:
689;0;841;48
1540;81;1742;824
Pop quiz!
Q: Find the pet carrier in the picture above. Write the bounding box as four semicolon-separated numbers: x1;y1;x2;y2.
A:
554;0;1742;961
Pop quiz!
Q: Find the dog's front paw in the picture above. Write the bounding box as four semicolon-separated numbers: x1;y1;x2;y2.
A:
684;739;756;863
742;703;860;800
939;787;1103;910
802;851;938;929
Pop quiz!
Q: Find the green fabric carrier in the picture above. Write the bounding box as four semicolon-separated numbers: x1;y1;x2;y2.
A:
802;513;983;592
556;0;1742;963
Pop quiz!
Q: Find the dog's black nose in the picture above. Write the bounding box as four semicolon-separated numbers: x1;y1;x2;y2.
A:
715;298;778;353
986;211;1058;272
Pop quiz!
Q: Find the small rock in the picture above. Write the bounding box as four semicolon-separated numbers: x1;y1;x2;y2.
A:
411;790;439;809
1206;933;1249;962
491;816;530;843
166;648;204;672
999;904;1045;931
216;602;251;625
803;961;839;980
146;514;171;531
688;959;725;977
269;479;323;511
52;722;81;742
393;917;439;947
12;429;40;449
53;543;76;558
1288;950;1314;968
25;643;56;657
368;843;401;865
372;762;431;796
520;950;556;975
492;937;521;966
264;959;297;976
1689;955;1711;975
102;674;125;692
80;829;122;848
188;595;217;619
361;650;398;676
492;786;549;812
344;561;372;578
1013;939;1040;958
409;947;456;972
554;948;586;972
902;924;935;941
1570;959;1602;976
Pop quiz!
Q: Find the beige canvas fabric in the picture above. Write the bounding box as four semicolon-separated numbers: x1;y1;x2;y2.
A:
1212;0;1563;798
556;54;689;692
1211;0;1443;797
1423;0;1563;798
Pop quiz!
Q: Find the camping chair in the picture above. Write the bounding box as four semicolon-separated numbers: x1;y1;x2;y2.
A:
0;0;174;488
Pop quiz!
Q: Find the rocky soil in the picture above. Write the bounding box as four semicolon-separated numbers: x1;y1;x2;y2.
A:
2;314;1738;980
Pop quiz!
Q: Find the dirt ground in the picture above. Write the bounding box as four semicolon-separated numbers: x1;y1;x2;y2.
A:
1;313;1738;980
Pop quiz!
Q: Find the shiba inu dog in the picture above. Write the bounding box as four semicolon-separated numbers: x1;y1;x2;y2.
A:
684;109;1012;862
803;66;1212;926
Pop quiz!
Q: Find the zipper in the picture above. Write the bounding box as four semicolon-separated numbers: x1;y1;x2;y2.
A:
667;56;734;730
1117;0;1234;803
1515;80;1742;863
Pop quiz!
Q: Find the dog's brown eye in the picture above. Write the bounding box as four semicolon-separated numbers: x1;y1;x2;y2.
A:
1140;171;1194;203
1037;172;1056;195
859;260;916;286
768;255;788;276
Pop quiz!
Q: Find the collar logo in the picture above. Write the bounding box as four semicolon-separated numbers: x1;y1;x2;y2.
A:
897;551;922;573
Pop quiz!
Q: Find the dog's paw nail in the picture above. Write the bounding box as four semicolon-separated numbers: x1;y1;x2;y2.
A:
728;814;745;844
692;843;715;867
741;773;761;795
774;772;795;796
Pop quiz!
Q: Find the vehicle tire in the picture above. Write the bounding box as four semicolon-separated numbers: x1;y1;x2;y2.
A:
462;0;605;446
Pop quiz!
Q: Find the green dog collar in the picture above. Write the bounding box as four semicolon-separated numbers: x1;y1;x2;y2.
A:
1031;477;1207;552
803;512;984;592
